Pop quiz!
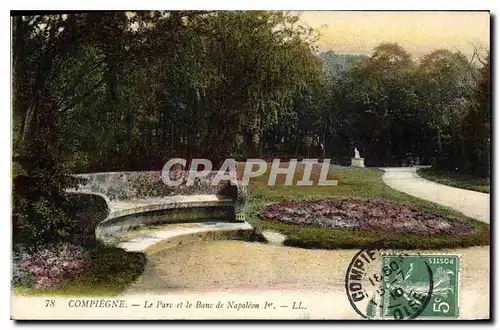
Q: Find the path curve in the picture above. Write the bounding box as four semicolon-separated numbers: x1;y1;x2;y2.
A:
382;167;490;223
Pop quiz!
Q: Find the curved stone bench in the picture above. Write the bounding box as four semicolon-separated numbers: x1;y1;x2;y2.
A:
68;171;251;247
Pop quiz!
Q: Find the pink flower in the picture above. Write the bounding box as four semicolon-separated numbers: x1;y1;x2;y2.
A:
22;243;91;288
49;267;63;278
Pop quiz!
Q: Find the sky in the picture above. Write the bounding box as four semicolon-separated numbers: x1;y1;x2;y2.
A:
299;11;490;60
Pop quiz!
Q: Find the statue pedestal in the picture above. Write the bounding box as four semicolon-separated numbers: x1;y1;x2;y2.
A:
351;157;365;168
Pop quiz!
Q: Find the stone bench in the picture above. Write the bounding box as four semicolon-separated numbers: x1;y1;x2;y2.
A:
67;171;248;243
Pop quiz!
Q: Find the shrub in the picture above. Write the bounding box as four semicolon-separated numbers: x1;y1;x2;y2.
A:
13;194;76;249
12;155;83;249
12;245;34;287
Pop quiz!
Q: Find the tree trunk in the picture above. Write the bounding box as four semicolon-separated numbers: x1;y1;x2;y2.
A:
243;128;253;158
437;128;442;152
322;122;327;160
259;134;264;158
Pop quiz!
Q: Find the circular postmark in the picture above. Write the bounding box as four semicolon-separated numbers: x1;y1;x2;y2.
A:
345;248;434;320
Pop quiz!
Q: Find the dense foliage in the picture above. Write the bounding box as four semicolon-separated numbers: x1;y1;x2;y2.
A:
12;11;490;247
317;46;489;169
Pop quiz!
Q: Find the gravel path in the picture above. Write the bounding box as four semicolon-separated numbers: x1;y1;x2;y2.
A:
124;241;489;319
382;167;489;223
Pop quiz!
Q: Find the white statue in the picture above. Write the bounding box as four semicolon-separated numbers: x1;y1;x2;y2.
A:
351;147;364;167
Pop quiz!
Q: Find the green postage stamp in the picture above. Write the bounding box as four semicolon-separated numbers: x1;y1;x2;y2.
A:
374;254;460;319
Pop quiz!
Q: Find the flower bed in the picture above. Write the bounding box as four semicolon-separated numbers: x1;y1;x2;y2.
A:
13;244;91;288
261;197;475;235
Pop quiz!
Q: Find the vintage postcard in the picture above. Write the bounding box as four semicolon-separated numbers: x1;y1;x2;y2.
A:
11;10;490;320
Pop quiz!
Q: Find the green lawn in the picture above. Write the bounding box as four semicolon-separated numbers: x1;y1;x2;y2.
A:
417;167;490;193
245;167;490;250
